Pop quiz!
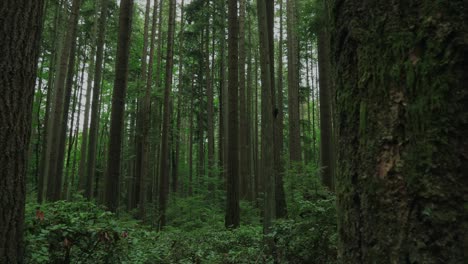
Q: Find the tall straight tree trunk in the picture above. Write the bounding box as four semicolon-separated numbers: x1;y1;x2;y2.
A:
38;0;63;204
246;7;254;202
225;0;240;229
317;29;333;190
158;0;176;229
332;0;467;262
206;21;215;196
78;9;97;191
286;0;301;163
55;26;80;199
45;0;81;201
139;0;158;219
133;0;151;212
238;0;251;201
257;0;275;233
188;76;195;196
0;1;44;262
172;0;185;193
275;0;287;218
86;0;108;199
104;0;134;212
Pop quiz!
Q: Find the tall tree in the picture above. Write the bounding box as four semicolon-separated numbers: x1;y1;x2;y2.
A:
158;0;176;229
317;29;334;190
104;0;134;212
139;0;158;219
257;0;275;232
332;0;467;262
86;0;108;199
0;1;44;261
286;0;301;163
225;0;240;229
275;0;287;218
45;0;82;201
172;0;185;193
132;0;151;212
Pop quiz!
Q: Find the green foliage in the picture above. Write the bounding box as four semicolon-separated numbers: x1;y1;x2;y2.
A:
25;173;337;264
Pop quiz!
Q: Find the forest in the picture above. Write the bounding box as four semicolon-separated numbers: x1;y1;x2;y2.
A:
0;0;466;263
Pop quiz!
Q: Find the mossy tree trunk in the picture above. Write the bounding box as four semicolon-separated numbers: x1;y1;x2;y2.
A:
0;0;44;262
331;0;468;262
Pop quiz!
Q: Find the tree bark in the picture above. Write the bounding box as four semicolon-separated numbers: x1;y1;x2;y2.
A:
104;0;134;212
0;1;44;262
275;0;287;218
158;0;176;229
257;0;276;232
86;0;108;199
45;0;81;201
332;0;468;262
317;29;334;190
225;0;240;229
286;0;301;163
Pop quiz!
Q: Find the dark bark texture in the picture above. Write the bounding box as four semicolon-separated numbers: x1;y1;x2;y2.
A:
104;0;134;212
0;1;44;262
331;0;468;262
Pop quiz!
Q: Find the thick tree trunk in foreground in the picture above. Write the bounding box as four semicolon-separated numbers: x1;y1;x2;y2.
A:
225;0;240;229
332;0;468;262
0;1;44;262
104;0;134;212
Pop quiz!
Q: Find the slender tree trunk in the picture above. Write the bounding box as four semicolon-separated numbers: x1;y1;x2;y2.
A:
172;0;185;193
38;0;64;204
238;0;251;201
78;13;97;192
275;0;287;218
286;0;301;163
86;0;108;199
56;25;80;199
0;1;44;262
317;29;333;190
133;0;151;212
332;0;467;262
139;0;158;219
158;0;176;229
104;0;134;212
257;0;275;233
188;76;195;196
206;15;215;196
45;0;82;201
225;0;240;229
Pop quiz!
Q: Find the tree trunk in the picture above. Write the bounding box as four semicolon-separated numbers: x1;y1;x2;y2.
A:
158;0;176;229
317;29;334;190
78;2;98;192
0;1;44;262
172;0;185;193
139;0;158;220
286;0;301;163
275;0;287;218
104;0;134;212
225;0;240;229
86;0;108;199
332;0;468;262
45;0;81;201
257;0;275;233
